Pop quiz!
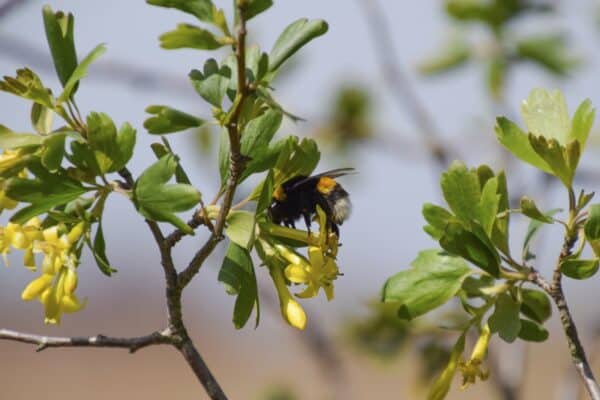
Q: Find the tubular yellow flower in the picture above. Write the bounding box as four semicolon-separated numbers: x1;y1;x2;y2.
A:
269;262;307;330
21;273;54;300
459;324;491;390
67;222;86;244
34;267;85;325
0;190;17;212
0;150;23;174
284;245;339;301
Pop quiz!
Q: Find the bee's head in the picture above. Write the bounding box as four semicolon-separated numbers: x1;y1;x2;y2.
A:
268;201;283;224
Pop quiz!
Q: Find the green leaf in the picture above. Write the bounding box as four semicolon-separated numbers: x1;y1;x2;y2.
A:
242;0;273;20
427;333;466;400
146;0;215;22
255;87;304;122
561;258;600;280
486;56;507;99
518;319;549;342
246;45;269;82
418;34;470;76
520;288;552;323
422;203;453;240
218;242;259;329
31;103;54;135
488;293;521;343
520;196;553;223
91;219;117;276
189;59;231;107
144;105;205;134
134;154;201;233
571;99;595;150
494;117;553;174
382;249;472;320
440;161;480;222
0;125;43;148
0;68;55;108
150;141;190;184
42;6;78;87
477;176;499;236
159;24;224;50
491;171;510;255
521;88;571;144
5;162;89;223
528;134;574;187
226;210;255;249
86;112;135;174
218;127;230;186
585;205;600;257
522;208;561;261
249;136;320;200
256;169;274;216
41;133;66;171
439;222;500;277
516;35;578;76
269;19;328;72
239;109;283;181
59;44;107;102
113;122;136;171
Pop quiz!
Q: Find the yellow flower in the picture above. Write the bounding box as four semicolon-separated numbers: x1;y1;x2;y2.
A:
22;267;85;325
284;246;339;301
268;260;307;330
459;324;491;390
0;190;17;212
35;225;76;274
4;218;42;250
0;150;23;174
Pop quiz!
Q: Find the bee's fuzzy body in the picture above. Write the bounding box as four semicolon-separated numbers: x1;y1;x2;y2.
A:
268;168;354;236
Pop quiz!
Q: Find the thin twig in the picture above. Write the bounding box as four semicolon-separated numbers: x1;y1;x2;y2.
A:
0;0;28;19
528;209;600;400
178;6;249;288
0;328;173;353
118;167;228;400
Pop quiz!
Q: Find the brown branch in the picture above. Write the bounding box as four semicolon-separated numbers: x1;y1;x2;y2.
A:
358;0;452;170
118;167;228;400
0;328;173;353
178;6;249;289
528;213;600;400
0;0;28;19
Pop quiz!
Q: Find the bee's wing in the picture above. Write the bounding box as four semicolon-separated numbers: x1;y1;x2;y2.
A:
289;168;356;190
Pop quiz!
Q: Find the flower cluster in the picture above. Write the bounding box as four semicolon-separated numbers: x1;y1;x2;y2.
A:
258;207;342;330
1;218;87;324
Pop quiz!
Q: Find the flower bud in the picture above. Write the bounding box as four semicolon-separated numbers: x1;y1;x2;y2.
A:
21;274;54;301
67;222;86;244
63;268;78;295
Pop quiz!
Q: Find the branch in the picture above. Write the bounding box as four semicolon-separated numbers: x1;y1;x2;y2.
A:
0;328;173;353
529;209;600;400
118;168;228;400
0;0;28;19
358;0;453;170
178;5;249;288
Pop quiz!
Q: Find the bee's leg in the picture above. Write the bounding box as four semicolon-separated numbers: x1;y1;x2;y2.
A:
331;222;340;237
289;220;296;229
302;212;312;234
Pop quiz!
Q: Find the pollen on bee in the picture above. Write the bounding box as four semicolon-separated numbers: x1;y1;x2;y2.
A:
317;177;337;194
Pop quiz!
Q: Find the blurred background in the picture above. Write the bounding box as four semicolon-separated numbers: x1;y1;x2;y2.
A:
2;0;600;398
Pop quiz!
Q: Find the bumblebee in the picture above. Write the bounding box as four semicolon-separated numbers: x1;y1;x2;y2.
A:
268;168;354;236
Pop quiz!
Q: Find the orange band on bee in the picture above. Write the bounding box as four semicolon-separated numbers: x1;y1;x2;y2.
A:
317;177;336;194
273;185;287;201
